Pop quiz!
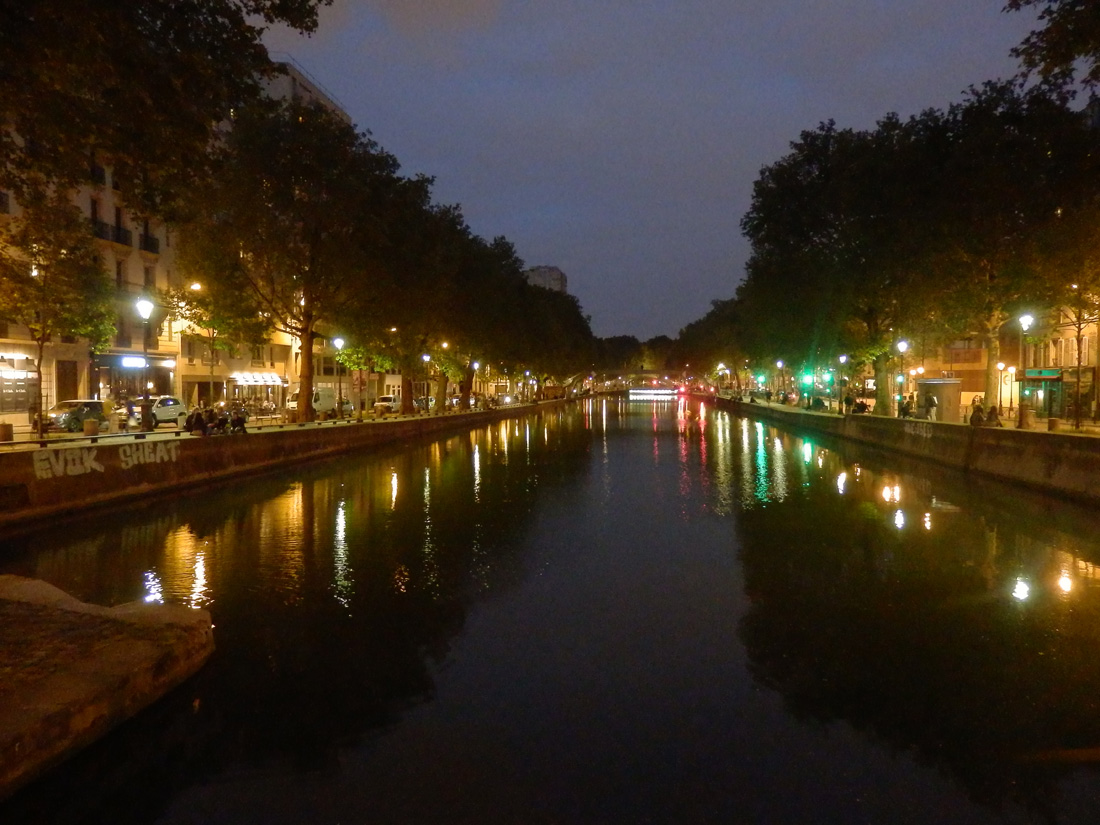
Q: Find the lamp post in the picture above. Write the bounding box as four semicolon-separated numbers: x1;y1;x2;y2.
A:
1007;366;1016;413
1018;314;1034;424
996;362;1005;414
776;360;784;402
896;340;909;416
135;298;155;431
333;337;344;418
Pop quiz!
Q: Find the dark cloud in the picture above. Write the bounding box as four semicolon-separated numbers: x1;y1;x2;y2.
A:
266;1;1040;339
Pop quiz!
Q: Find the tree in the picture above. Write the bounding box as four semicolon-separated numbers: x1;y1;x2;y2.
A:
179;99;421;422
0;197;114;434
1035;201;1100;428
0;0;330;221
165;282;268;407
928;82;1100;406
1006;0;1100;87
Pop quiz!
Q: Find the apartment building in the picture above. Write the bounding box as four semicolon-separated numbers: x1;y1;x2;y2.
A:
0;163;176;427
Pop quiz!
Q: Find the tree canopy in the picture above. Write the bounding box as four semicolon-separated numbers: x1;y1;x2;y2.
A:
1007;0;1100;87
0;0;330;218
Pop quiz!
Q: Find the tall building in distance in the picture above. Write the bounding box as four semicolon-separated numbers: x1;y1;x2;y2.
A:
523;265;568;293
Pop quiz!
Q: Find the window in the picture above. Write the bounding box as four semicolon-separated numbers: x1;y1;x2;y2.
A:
115;261;125;288
144;266;155;288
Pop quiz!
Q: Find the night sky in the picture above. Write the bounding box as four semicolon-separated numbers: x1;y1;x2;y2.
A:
264;1;1039;340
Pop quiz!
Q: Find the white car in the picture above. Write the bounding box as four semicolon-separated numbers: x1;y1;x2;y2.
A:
131;396;188;427
375;395;400;412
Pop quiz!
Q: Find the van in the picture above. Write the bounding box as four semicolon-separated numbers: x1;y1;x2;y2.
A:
287;387;337;414
375;395;400;412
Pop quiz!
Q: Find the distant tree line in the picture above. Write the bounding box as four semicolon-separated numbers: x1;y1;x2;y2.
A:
667;2;1100;414
0;0;633;422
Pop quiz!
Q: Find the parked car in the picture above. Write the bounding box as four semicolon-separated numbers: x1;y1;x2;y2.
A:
37;399;110;432
375;395;401;412
115;396;188;428
148;396;189;426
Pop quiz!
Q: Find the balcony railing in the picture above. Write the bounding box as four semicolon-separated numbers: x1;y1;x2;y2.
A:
91;218;112;241
90;219;133;246
139;233;160;254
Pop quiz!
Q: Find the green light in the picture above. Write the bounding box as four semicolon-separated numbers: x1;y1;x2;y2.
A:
823;372;833;383
801;374;812;385
895;374;903;384
757;374;766;383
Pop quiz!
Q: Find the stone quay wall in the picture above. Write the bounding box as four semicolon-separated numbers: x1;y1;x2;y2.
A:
0;405;545;533
717;398;1100;505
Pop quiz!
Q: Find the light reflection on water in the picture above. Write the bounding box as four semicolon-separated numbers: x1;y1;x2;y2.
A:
3;399;1100;823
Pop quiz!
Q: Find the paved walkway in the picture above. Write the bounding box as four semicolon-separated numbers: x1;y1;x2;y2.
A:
730;396;1100;437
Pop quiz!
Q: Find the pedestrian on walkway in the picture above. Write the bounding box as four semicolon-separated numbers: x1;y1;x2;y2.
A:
924;392;938;422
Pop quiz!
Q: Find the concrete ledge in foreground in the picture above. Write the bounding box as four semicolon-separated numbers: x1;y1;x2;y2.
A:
0;575;214;801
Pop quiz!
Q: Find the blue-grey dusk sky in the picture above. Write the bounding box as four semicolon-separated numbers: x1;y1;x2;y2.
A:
264;1;1039;340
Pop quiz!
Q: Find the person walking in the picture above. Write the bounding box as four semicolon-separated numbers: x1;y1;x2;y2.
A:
924;392;938;422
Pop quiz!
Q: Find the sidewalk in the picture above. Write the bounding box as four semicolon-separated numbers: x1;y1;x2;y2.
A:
735;397;1100;437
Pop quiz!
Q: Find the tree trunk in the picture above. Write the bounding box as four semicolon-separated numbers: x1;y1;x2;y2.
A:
873;352;891;416
460;364;474;408
1075;329;1084;430
33;338;46;438
400;374;414;414
435;373;448;413
983;329;1001;414
208;340;216;408
298;327;315;422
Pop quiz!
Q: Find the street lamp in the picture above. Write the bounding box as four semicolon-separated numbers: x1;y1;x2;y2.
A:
776;360;784;400
1018;314;1033;417
333;337;344;418
1007;366;1016;413
135;298;155;431
996;361;1005;414
896;340;909;415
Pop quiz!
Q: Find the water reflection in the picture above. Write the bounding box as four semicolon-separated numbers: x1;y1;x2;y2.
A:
729;417;1100;819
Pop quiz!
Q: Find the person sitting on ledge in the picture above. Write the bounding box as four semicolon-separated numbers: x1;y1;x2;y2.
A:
969;404;985;426
984;406;1003;427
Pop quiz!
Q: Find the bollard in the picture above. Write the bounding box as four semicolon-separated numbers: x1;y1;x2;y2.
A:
1018;406;1035;430
1048;417;1060;432
0;422;12;442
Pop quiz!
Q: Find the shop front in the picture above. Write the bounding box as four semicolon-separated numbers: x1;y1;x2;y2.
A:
92;353;177;407
228;371;287;414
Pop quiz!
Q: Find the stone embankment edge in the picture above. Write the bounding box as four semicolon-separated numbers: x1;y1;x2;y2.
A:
0;404;557;534
0;575;214;802
714;397;1100;505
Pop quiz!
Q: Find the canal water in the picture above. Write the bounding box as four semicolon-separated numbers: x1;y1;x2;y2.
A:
3;397;1100;824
